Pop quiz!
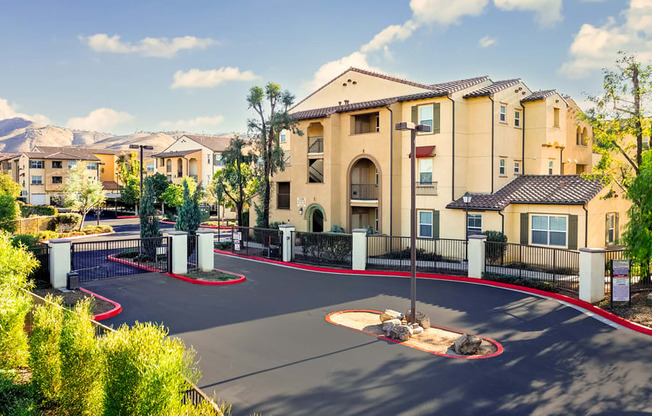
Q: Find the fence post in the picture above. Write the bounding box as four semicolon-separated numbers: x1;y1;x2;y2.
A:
579;248;606;303
278;224;295;262
196;229;215;272
352;229;368;271
167;231;188;275
467;235;486;279
49;239;71;289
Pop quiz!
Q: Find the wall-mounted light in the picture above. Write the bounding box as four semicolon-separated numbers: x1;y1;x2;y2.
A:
299;207;304;215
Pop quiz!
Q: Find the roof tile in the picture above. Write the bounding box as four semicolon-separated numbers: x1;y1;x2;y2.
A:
462;79;522;98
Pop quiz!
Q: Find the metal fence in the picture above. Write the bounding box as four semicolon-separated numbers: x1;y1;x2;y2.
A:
0;215;56;234
604;249;652;293
366;235;468;276
293;231;353;268
230;226;283;261
28;243;50;287
485;242;580;292
71;237;170;281
187;234;199;272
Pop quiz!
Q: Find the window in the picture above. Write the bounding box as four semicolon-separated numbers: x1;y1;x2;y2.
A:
29;160;44;169
52;176;62;184
215;154;224;167
87;162;97;170
514;161;521;174
7;162;11;170
500;105;506;123
418;210;433;238
467;213;482;236
256;157;264;167
548;160;554;175
31;175;42;185
553;108;560;127
277;182;290;209
308;159;323;183
375;208;379;232
376;116;380;132
606;213;618;245
419;159;433;184
531;215;567;247
52;161;62;169
280;129;287;143
67;161;77;169
352;112;379;134
207;154;211;164
499;158;506;175
514;110;521;127
146;163;155;172
159;158;165;167
644;136;650;150
166;160;172;173
418;105;433;131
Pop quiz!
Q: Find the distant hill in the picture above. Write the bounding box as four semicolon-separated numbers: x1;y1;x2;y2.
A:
0;117;188;153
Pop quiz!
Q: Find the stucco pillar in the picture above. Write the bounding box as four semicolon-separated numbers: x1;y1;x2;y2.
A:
579;248;605;303
49;239;71;289
467;235;486;279
352;229;368;271
196;229;214;272
167;231;188;275
278;224;295;262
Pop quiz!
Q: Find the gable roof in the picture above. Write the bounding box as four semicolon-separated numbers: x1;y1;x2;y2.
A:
180;135;233;152
430;76;490;93
446;175;604;211
521;90;558;103
462;79;522;98
34;146;122;156
152;149;202;158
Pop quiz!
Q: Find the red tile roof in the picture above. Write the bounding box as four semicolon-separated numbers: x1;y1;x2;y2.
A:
463;79;522;98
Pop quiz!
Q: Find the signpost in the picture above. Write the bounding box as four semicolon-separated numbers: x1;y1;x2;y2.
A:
611;259;631;308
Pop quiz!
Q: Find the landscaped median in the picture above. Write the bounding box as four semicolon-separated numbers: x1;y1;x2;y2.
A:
32;287;122;321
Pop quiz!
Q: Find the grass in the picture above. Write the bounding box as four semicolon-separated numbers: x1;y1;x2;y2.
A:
182;270;240;282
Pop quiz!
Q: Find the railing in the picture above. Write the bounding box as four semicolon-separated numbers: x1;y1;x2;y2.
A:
230;226;283;261
187;234;199;272
366;235;468;276
309;164;323;183
485;242;579;292
416;181;438;196
0;215;56;234
293;231;352;268
308;136;324;153
604;249;652;293
28;243;50;287
351;183;378;200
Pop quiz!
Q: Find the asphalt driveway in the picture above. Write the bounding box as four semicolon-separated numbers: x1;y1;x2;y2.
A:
82;254;652;416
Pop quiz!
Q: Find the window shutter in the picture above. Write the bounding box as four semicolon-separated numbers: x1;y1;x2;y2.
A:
520;213;528;245
411;106;418;124
433;103;441;134
615;213;620;244
433;210;440;239
568;214;578;250
605;213;609;245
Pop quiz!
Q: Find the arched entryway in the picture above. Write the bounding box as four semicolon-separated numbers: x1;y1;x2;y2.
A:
347;156;381;233
305;204;326;232
189;158;198;179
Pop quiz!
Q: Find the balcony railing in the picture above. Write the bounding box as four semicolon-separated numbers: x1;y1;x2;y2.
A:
351;183;378;200
308;136;324;154
416;181;438;196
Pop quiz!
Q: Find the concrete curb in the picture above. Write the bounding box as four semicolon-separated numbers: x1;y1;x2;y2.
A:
79;287;122;321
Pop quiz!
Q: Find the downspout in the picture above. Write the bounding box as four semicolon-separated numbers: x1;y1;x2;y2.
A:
498;210;505;234
583;205;588;248
386;106;394;238
521;105;526;173
489;95;495;193
559;147;564;175
447;95;455;201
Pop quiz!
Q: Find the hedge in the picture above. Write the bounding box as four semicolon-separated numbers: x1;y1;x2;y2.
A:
46;213;82;232
19;204;58;218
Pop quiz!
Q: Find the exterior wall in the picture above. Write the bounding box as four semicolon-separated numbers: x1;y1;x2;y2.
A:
155;136;214;185
95;153;116;182
586;187;631;248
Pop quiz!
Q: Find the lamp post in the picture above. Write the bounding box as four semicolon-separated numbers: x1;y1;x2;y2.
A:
463;192;472;260
95;162;106;226
395;121;431;325
128;144;154;203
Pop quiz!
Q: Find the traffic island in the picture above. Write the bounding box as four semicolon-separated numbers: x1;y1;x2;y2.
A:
326;309;503;359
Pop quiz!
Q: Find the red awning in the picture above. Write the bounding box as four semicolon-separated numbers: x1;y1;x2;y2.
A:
408;145;436;158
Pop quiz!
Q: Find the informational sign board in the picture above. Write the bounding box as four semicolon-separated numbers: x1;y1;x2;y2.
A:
611;259;631;306
234;241;241;251
297;197;306;208
234;232;242;241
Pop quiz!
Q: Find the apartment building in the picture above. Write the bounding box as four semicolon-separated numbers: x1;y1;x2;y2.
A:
266;67;630;249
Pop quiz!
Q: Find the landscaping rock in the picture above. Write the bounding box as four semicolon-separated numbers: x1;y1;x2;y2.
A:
405;309;431;329
412;326;424;335
382;319;401;333
390;324;412;342
380;309;403;322
453;333;482;355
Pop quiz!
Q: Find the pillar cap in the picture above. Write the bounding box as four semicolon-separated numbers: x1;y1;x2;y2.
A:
278;224;295;229
468;235;487;240
167;231;188;236
352;228;368;234
579;248;605;253
196;229;215;234
49;238;72;244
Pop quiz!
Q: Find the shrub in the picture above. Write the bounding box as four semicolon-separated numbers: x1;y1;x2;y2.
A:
59;299;104;416
269;221;285;230
299;232;352;265
82;225;113;235
483;273;558;293
102;322;199;416
46;213;82;233
330;224;345;233
0;195;19;234
35;231;58;241
241;210;249;227
29;295;64;404
0;370;37;416
19;204;57;218
482;231;508;264
11;234;39;249
215;241;232;251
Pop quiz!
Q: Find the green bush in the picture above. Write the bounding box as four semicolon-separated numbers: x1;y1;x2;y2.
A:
11;235;39;249
0;370;37;416
0;195;19;234
482;230;508;264
46;213;82;232
29;295;64;404
59;299;104;416
241;210;249;227
18;204;57;218
35;231;58;241
483;272;558;293
214;241;232;251
299;232;352;265
82;225;113;235
330;224;345;233
102;322;199;416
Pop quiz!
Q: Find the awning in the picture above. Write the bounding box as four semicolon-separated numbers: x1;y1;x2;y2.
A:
408;145;436;158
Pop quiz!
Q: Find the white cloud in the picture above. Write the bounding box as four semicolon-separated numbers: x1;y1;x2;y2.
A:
360;22;417;53
310;52;385;90
560;0;652;78
0;97;50;124
65;108;134;132
479;36;496;47
160;115;224;129
411;0;490;25
80;34;218;58
171;67;260;89
493;0;563;27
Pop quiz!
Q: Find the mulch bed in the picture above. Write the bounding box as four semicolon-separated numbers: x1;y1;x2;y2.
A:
181;270;241;282
33;288;115;315
594;290;652;329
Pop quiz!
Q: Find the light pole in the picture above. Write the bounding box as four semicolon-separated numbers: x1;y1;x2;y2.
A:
129;144;154;204
395;121;431;325
95;162;106;225
463;192;472;260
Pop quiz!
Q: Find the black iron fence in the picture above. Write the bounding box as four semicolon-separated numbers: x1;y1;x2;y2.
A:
484;242;579;292
28;243;50;287
293;231;352;268
230;226;283;261
604;249;652;293
187;234;199;272
366;235;468;276
350;183;379;200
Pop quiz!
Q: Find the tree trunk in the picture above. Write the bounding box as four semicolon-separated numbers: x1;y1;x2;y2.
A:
633;66;643;168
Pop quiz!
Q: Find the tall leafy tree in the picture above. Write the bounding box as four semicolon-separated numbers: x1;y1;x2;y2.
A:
161;178;197;213
247;82;300;228
63;162;106;231
0;195;19;233
117;152;141;207
175;179;201;235
623;151;652;284
139;177;161;239
0;172;21;199
583;52;652;190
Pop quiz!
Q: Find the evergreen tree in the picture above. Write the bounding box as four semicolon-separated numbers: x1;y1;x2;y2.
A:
623;151;652;284
175;179;201;236
139;177;160;239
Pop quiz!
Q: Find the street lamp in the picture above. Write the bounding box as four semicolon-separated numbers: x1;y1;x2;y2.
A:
463;192;472;260
95;162;106;226
395;121;431;325
129;144;154;203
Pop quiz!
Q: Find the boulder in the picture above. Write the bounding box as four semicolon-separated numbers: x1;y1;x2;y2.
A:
380;309;403;322
382;319;401;333
453;333;483;355
412;326;424;335
390;324;412;342
405;309;431;329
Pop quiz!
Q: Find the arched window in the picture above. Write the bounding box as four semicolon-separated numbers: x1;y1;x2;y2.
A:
166;159;171;173
581;127;589;145
576;127;582;145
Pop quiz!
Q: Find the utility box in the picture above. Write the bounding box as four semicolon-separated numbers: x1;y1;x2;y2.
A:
67;271;80;290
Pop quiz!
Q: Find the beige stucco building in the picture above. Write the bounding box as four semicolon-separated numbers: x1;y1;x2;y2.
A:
265;67;630;249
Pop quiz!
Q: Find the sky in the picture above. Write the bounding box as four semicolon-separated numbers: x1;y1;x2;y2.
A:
0;0;649;135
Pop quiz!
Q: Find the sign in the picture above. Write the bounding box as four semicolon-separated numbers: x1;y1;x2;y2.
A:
611;259;631;305
297;197;306;208
234;232;242;241
234;241;241;251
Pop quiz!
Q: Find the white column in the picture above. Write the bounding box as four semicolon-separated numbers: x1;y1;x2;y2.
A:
467;235;486;279
167;231;188;275
49;239;71;289
278;224;295;262
196;229;214;272
352;229;368;271
579;248;606;303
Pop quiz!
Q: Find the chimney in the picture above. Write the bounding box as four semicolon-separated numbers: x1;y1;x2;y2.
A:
344;100;349;105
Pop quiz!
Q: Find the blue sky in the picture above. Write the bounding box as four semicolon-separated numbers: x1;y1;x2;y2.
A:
0;0;648;135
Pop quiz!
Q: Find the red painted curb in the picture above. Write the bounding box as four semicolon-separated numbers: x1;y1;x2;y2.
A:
107;255;160;272
160;220;233;230
79;287;122;321
214;249;652;337
326;309;504;359
117;215;139;219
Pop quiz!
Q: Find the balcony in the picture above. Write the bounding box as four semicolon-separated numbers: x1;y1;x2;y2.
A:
416;181;437;196
351;183;378;201
308;136;323;154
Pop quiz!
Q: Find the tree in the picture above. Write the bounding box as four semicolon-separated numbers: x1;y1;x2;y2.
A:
211;137;257;226
147;173;171;202
119;176;140;208
139;177;161;239
63;162;106;231
175;179;201;235
583;52;652;190
0;195;19;233
247;82;301;228
0;172;21;199
117;152;141;208
161;178;197;214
